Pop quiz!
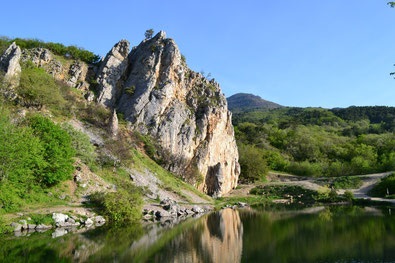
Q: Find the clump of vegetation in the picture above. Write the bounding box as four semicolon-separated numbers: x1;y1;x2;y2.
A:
238;143;268;183
27;115;75;186
17;61;67;111
0;109;74;211
331;176;362;189
125;86;136;96
90;185;142;225
250;185;317;204
368;173;395;198
62;123;97;168
0;37;100;64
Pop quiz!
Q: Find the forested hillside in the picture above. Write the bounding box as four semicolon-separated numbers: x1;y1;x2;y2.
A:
233;106;395;182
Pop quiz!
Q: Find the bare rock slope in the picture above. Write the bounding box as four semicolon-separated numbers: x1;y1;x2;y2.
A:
96;31;240;196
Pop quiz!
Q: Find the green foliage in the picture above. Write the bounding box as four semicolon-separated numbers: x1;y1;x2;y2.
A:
61;123;96;167
331;176;362;189
90;187;142;225
17;62;66;111
125;86;136;96
0;109;74;212
11;37;100;63
145;29;154;40
369;173;395;198
29;213;54;225
250;185;317;205
233;106;395;177
343;190;354;201
27;115;75;186
238;143;268;183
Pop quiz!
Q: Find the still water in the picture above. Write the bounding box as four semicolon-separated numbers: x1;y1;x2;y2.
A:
1;206;395;262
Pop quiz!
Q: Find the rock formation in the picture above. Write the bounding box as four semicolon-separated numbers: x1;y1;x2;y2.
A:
96;39;130;107
96;31;240;196
0;42;22;86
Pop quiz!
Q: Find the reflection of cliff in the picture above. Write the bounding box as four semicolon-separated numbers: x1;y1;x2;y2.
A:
200;208;244;263
167;209;243;263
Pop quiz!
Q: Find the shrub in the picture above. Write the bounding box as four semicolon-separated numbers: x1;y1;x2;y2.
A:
90;187;142;225
369;173;395;198
238;143;268;183
286;161;323;176
28;115;75;186
343;190;354;201
62;124;96;167
17;62;66;111
332;176;362;189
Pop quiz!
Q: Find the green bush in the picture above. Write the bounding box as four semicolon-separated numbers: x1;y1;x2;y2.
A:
238;143;268;183
12;38;100;64
62;124;96;167
332;176;362;189
90;187;142;225
369;173;395;198
286;161;322;177
17;62;66;111
28;115;75;186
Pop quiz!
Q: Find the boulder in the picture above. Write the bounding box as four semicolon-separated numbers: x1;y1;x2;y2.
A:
0;42;22;88
10;222;22;232
94;216;106;225
53;213;69;224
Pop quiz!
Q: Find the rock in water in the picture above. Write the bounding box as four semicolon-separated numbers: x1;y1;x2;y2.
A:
96;31;240;196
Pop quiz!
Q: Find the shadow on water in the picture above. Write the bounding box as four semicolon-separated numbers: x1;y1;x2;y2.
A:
1;206;395;262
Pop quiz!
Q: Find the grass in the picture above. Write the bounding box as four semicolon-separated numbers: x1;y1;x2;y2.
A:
130;149;212;203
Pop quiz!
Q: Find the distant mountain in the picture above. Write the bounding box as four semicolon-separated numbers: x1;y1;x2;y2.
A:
227;93;283;112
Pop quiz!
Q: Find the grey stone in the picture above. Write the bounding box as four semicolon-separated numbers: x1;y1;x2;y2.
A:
27;224;37;230
36;224;52;230
52;213;68;224
94;216;106;225
0;42;22;88
19;220;28;230
84;218;94;226
155;210;171;218
10;222;22;232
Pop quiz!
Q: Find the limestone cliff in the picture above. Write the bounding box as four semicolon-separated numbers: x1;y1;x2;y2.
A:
96;31;240;196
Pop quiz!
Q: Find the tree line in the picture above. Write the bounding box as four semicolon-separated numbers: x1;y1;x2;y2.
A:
234;107;395;182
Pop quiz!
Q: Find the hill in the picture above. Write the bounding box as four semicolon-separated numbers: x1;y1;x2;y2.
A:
227;93;283;112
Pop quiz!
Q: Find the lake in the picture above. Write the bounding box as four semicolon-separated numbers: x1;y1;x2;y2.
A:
1;205;395;262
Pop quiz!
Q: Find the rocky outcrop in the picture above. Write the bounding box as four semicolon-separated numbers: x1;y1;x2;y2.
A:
96;31;240;196
96;39;130;107
20;48;90;89
0;42;22;87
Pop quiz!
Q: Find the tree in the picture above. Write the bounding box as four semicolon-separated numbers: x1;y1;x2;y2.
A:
144;29;154;40
238;143;268;183
28;115;75;186
388;2;395;7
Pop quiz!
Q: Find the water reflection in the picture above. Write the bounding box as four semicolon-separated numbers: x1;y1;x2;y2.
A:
138;208;243;263
1;206;395;262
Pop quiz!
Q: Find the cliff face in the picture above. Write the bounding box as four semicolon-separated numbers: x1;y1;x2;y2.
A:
96;31;240;196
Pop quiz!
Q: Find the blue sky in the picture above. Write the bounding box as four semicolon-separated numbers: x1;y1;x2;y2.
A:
1;0;395;108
